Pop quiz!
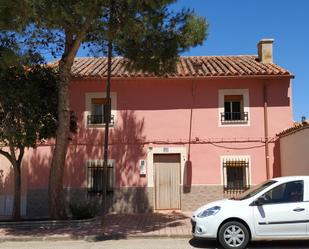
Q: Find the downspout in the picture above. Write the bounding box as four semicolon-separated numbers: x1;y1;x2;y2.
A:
184;80;195;192
263;82;270;179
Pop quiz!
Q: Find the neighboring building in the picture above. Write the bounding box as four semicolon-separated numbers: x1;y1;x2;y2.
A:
0;39;294;217
278;120;309;176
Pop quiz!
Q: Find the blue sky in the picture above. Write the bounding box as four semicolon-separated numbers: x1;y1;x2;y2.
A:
49;0;308;121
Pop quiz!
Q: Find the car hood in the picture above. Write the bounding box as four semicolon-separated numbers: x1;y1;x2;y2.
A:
192;198;243;217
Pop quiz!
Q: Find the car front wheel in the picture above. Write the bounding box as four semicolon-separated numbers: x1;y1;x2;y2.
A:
218;221;249;249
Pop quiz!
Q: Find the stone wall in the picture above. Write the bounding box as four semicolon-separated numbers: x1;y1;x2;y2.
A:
26;187;154;217
181;185;224;211
27;188;49;217
109;187;154;213
26;185;233;217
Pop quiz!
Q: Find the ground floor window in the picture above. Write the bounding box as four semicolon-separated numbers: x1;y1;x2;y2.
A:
222;156;250;193
86;159;115;195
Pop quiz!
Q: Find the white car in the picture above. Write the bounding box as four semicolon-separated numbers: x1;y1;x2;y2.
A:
191;176;309;249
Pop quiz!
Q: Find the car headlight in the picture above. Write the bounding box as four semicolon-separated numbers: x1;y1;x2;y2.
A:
197;206;221;218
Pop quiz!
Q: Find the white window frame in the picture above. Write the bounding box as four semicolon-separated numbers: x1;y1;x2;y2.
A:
220;155;251;189
84;92;117;128
218;89;250;127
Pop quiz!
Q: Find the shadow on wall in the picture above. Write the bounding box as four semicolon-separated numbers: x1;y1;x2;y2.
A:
63;110;151;213
0;158;29;217
26;148;54;217
109;110;150;213
11;110;151;217
0;167;14;216
272;139;281;177
63;126;103;214
183;160;192;194
0;167;14;196
116;79;291;111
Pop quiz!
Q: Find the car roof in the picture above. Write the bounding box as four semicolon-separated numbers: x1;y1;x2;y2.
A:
272;176;309;183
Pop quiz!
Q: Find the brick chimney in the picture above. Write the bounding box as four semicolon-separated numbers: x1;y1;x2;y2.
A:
258;39;274;63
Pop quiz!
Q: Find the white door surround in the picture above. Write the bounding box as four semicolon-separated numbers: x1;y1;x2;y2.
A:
146;146;187;188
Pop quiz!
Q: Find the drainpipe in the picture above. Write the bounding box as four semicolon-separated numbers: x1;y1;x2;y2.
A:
263;82;270;179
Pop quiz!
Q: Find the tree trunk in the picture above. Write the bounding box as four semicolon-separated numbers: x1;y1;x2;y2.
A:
102;39;112;214
48;62;72;219
12;163;21;220
102;0;115;218
4;146;23;220
48;32;83;219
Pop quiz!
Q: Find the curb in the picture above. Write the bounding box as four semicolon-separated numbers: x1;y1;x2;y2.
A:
0;234;192;243
127;234;192;239
0;217;99;229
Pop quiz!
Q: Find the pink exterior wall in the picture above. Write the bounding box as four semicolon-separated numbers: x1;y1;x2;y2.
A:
1;76;293;196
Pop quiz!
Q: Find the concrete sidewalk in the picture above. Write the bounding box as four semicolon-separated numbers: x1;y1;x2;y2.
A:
0;212;192;242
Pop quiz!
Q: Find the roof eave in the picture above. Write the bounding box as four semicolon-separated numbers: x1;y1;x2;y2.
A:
277;125;309;138
71;74;294;81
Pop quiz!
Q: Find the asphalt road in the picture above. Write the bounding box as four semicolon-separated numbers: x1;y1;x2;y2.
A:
1;238;309;249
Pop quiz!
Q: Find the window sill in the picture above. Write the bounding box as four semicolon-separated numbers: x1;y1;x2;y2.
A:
87;123;115;129
221;120;249;125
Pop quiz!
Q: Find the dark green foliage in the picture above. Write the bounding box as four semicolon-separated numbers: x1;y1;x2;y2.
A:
87;1;209;74
110;3;208;74
0;65;58;147
0;62;77;147
0;55;77;219
69;202;99;220
1;1;208;74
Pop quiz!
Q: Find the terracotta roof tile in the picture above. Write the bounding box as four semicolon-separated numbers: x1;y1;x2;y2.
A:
51;55;292;78
277;121;309;137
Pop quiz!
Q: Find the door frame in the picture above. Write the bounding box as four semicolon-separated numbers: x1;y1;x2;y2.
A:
146;146;187;210
146;146;187;188
154;153;181;210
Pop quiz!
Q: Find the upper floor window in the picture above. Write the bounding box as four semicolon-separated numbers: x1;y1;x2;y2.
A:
85;92;117;128
87;98;114;125
222;95;248;123
219;89;250;126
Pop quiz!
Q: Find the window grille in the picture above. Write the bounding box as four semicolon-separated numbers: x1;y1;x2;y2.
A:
222;157;250;195
86;160;115;195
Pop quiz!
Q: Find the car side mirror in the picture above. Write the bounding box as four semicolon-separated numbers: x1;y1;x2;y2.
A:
255;197;265;206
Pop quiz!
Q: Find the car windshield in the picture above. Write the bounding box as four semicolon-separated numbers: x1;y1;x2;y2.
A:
234;180;277;200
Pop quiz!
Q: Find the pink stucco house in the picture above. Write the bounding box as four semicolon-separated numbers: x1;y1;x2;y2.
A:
0;39;294;217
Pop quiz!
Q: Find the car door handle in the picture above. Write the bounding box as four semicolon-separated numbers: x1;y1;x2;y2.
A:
293;208;305;212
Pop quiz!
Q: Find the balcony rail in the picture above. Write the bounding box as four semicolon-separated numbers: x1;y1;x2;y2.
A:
87;114;114;125
221;112;248;124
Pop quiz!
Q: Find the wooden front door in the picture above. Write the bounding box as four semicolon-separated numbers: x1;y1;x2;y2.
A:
154;154;181;210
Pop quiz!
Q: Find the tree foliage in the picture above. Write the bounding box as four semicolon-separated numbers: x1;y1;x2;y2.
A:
0;60;59;219
0;0;208;219
0;65;58;147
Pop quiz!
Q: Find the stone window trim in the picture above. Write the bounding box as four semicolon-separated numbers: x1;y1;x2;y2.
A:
84;92;117;128
218;89;250;127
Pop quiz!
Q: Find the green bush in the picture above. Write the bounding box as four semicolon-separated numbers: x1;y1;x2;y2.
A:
69;202;99;220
